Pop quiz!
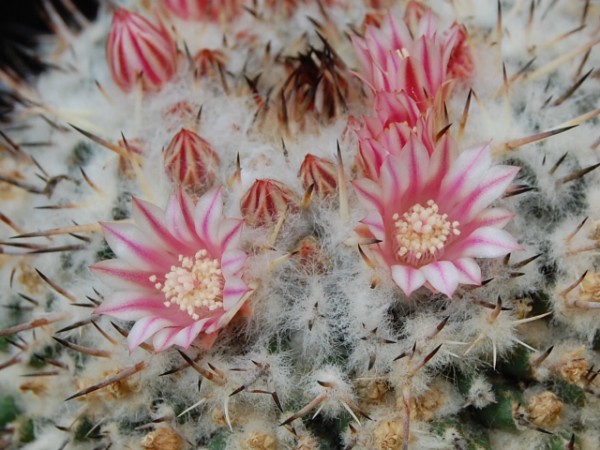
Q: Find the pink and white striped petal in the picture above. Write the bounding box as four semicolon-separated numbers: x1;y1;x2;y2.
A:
450;227;522;259
221;249;248;277
360;210;385;241
95;291;174;321
218;218;243;253
352;178;384;212
194;187;223;254
391;265;426;297
222;276;250;310
395;136;430;199
470;208;515;230
169;319;210;350
128;316;175;351
164;189;195;243
152;327;183;352
420;261;460;298
132;197;190;254
454;257;482;285
456;165;520;221
101;222;176;271
90;259;156;292
441;144;492;202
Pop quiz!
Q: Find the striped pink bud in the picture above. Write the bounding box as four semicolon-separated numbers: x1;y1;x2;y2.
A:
163;129;220;194
298;154;338;198
240;179;297;228
106;8;177;92
161;0;241;21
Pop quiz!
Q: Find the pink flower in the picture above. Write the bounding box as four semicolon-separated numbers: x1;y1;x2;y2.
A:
353;136;521;298
354;90;435;179
92;187;251;351
352;11;472;110
106;8;177;92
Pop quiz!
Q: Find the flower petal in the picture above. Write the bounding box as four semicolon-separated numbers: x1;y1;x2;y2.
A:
454;257;482;285
428;133;458;191
391;265;426;296
222;276;250;310
456;165;520;221
360;210;385;241
441;144;492;202
128;316;173;350
95;291;167;321
165;188;198;245
170;319;209;349
221;249;247;277
421;261;459;297
218;218;243;253
469;207;514;230
397;135;430;198
207;287;252;334
101;222;174;271
194;186;223;253
451;226;521;259
152;327;182;352
380;154;405;206
352;178;383;212
90;259;155;291
132;197;190;254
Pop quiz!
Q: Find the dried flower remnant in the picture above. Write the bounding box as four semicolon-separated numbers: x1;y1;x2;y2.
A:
241;431;277;450
354;139;520;297
372;419;405;450
106;8;177;92
578;272;600;303
93;187;251;351
240;179;297;228
280;43;350;124
164;128;220;195
142;428;183;450
526;391;563;428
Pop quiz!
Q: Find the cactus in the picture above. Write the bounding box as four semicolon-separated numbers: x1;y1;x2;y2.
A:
1;1;599;449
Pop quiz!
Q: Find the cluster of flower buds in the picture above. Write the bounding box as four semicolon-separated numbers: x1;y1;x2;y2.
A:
352;5;519;298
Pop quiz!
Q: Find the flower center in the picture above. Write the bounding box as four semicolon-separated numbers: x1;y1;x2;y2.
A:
393;200;460;263
150;250;223;320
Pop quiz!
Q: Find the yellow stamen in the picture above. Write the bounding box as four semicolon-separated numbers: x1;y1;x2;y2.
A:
151;250;222;320
393;200;460;262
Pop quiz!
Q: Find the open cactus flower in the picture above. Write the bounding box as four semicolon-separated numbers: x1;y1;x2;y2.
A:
354;137;521;297
92;187;252;351
3;0;600;447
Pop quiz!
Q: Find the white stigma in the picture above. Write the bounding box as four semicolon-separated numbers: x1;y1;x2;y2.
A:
393;200;460;261
151;250;223;320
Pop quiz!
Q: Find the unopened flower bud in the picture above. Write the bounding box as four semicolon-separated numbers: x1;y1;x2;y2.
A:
163;129;220;194
298;154;338;198
162;0;241;21
106;8;177;92
240;179;297;227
